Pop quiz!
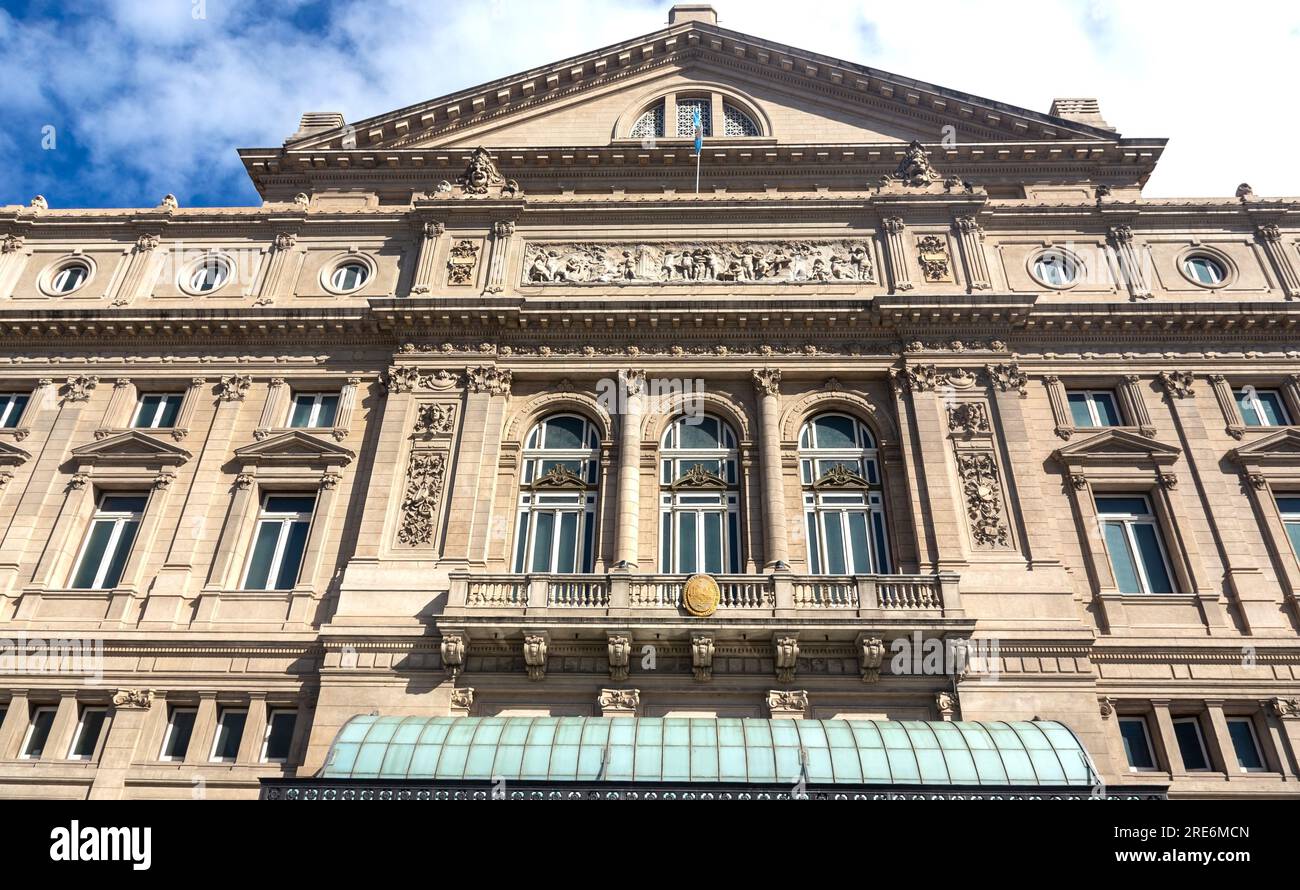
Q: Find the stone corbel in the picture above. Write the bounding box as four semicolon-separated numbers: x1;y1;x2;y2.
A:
449;687;474;716
1157;370;1195;400
61;375;98;403
1107;225;1152;300
523;632;548;681
857;633;885;683
773;634;799;683
598;688;639;718
691;634;715;682
936;690;958;721
606;633;631;682
440;631;466;679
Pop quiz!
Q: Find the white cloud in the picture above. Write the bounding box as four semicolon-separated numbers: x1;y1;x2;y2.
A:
2;0;1297;205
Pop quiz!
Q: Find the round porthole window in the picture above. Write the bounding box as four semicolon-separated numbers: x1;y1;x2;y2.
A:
330;261;371;292
1030;249;1081;288
180;255;233;294
1182;254;1227;287
48;260;92;295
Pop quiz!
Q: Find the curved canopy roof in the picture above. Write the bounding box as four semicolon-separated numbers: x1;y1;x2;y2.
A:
321;716;1096;787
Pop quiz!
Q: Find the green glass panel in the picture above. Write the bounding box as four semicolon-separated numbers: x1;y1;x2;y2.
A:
605;745;634;781
679;416;720;449
823;512;846;574
813;414;857;449
829;747;863;782
915;749;950;783
773;745;802;783
999;749;1036;783
719;747;748;781
971;750;1009;784
71;521;116;589
703;512;722;574
491;745;524;778
519;743;551;780
1102;521;1142;593
530;512;554;573
273;520;310;590
336;717;375;743
804;747;834;782
858;748;892;783
690;745;719;780
576;745;604;780
1132;523;1174;593
884;747;920;783
557;511;578;573
847;511;870;574
661;746;690;781
678;512;697;573
543;415;586;449
550;745;580;779
942;749;978;784
717;719;744;747
434;745;469;779
380;743;414;777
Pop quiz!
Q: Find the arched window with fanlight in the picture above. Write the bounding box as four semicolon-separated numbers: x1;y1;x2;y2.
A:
799;413;890;574
659;414;741;574
513;414;600;574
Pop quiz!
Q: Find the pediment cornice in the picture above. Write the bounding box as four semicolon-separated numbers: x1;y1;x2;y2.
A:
1229;428;1300;467
1052;428;1181;470
69;430;192;466
233;430;355;467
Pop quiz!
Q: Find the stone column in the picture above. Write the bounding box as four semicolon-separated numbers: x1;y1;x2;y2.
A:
107;233;162;307
0;234;27;294
1107;225;1151;299
330;377;363;440
184;693;219;765
880;217;913;293
255;232;299;304
442;367;511;566
954;215;992;291
236;694;268;764
614;370;645;569
1256;224;1300;298
254;377;288;439
485;220;515;294
409;221;444;295
0;691;29;759
88;690;156;800
752;368;789;569
0;380;68;603
95;378;136;436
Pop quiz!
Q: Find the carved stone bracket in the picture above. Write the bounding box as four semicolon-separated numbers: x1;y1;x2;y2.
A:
607;634;631;682
691;634;715;682
858;635;885;684
440;632;466;680
62;375;98;402
111;689;155;710
216;374;252;402
449;686;474;716
598;687;640;716
752;367;781;397
985;362;1029;397
1157;370;1195;399
466;366;512;396
773;634;799;683
767;689;809;718
523;633;549;681
936;691;958;721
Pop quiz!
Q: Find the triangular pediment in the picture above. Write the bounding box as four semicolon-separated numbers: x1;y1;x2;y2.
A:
70;431;192;466
0;439;32;467
278;20;1119;156
1229;428;1300;464
234;430;355;466
1053;429;1181;467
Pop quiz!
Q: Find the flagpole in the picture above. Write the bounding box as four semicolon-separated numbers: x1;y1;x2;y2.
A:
693;106;703;194
695;149;701;194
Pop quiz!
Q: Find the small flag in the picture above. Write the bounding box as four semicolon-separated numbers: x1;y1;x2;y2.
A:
692;107;704;153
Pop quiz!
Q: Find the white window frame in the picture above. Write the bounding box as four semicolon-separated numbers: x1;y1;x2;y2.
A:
658;415;741;574
1032;251;1079;287
131;393;184;429
798;414;889;575
261;708;298;763
1095;495;1178;595
287;393;339;429
1172;716;1212;771
1279;494;1300;558
1065;389;1122;428
0;392;29;429
67;706;108;761
69;492;147;591
1225;717;1267;773
51;262;90;294
20;706;58;759
241;493;316;591
1183;255;1224;285
1117;715;1159;772
186;257;231;293
514;492;598;574
208;707;249;763
330;262;369;293
1235;387;1291;427
159;707;198;762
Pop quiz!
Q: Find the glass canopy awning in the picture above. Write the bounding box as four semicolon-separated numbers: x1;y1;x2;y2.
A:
261;716;1167;800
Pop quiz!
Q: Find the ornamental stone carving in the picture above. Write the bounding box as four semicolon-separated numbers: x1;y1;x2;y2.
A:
440;633;466;679
767;689;809;717
859;636;885;683
216;373;252;401
413;402;456;436
449;687;474;715
985;362;1029;396
1270;697;1300;718
68;473;90;491
523;634;548;681
29;195;48;210
691;634;715;682
457;147;504;195
1156;471;1178;489
916;235;953;283
111;689;155;710
1;234;22;253
1244;471;1267;491
62;375;98;402
936;691;958;721
523;240;875;285
320;471;342;490
136;233;160;252
466;366;512;396
1099;696;1115;719
1157;370;1195;398
447;240;480;285
382;366;460;394
153;470;176;490
948;403;991;434
958;453;1010;547
397;451;446;546
752;367;781;397
607;634;631;682
773;635;799;683
885;140;941;187
598;688;640;715
273;232;297;251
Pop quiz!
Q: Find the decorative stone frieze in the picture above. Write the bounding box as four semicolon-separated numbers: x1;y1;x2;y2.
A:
1157;370;1195;399
916;234;953;283
984;362;1029;396
466;366;512;396
446;239;480;285
413;402;456;437
111;689;155;710
948;403;991;435
397;451;446;546
61;375;98;402
216;373;252;402
958;452;1010;548
522;239;875;285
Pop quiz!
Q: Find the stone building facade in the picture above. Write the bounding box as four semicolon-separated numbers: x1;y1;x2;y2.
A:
1;5;1299;798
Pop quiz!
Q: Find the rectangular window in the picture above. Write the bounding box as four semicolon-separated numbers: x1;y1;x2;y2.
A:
0;393;30;429
1226;717;1265;772
1066;390;1122;428
288;393;339;429
262;710;298;763
160;707;197;761
242;494;315;591
210;708;248;763
1172;717;1211;771
1117;716;1158;771
68;706;108;760
69;493;148;590
131;393;183;429
1095;495;1176;594
21;706;57;759
1278;496;1300;558
1235;388;1290;427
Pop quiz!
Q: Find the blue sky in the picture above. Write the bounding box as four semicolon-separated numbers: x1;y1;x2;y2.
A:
3;0;1298;208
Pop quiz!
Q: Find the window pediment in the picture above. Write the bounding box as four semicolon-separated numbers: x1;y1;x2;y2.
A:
1053;429;1180;472
69;430;192;467
234;430;355;468
0;439;32;468
1229;428;1300;468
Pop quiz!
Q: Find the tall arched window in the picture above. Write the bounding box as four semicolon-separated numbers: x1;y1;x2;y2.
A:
659;414;741;574
799;413;890;574
513;414;599;574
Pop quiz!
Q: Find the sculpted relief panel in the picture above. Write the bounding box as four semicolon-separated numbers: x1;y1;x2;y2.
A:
522;240;877;285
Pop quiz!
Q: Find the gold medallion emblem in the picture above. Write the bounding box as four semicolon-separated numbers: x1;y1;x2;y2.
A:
683;573;720;617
